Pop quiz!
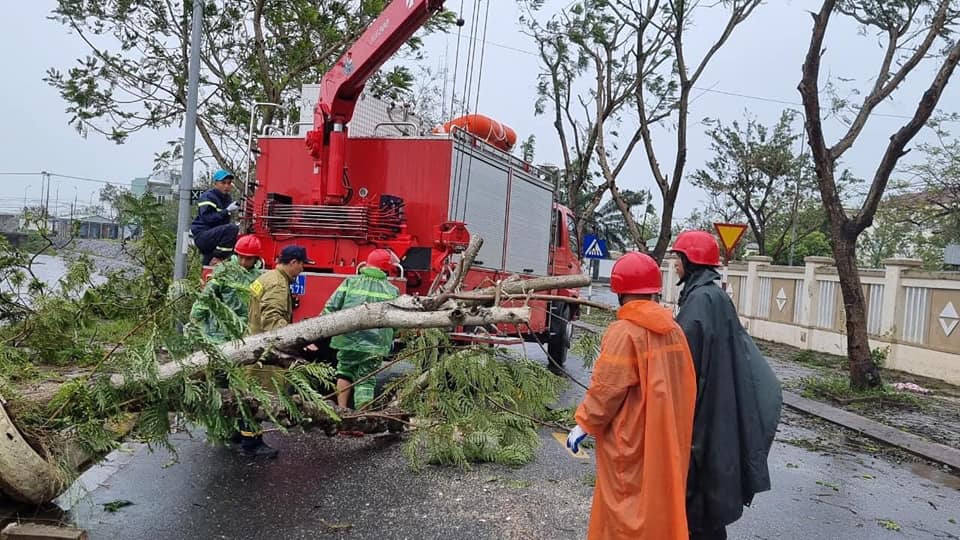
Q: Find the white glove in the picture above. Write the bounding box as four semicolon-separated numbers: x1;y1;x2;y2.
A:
226;201;240;214
566;425;587;454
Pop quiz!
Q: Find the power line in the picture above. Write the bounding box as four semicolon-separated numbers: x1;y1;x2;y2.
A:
464;34;537;57
687;86;953;123
0;171;128;186
471;30;958;124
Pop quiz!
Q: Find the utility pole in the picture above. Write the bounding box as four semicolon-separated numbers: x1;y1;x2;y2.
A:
41;171;50;223
173;0;204;280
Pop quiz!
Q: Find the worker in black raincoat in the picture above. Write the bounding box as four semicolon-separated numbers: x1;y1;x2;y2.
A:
670;230;783;540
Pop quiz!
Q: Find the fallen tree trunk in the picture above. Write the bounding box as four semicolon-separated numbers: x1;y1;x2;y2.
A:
223;392;409;435
112;303;530;386
0;396;135;506
0;393;63;505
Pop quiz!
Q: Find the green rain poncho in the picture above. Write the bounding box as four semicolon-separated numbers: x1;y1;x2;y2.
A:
190;256;262;343
322;267;400;353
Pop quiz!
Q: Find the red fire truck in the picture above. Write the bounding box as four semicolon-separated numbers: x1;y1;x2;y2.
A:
234;0;582;367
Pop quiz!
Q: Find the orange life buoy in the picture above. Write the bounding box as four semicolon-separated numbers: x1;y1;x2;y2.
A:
433;114;517;152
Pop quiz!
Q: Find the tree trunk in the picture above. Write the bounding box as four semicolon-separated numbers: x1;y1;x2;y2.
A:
832;232;882;389
651;195;676;263
116;303;536;386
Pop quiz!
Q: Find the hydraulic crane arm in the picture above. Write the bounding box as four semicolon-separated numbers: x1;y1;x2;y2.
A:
306;0;446;204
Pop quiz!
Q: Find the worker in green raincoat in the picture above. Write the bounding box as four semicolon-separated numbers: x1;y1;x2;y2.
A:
322;249;400;409
190;234;263;343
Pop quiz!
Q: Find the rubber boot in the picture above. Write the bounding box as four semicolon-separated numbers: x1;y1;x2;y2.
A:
237;434;278;459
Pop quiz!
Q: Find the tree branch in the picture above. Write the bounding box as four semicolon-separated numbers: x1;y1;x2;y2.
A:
799;0;848;225
830;0;951;159
854;38;960;233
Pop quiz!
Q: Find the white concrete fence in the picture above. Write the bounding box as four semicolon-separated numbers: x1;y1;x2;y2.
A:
651;256;960;386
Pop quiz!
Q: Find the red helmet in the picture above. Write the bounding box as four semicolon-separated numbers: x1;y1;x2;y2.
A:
610;252;662;295
234;235;262;257
670;230;721;266
366;249;396;272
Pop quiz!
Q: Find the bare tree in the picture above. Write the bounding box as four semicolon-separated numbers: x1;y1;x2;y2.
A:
613;0;762;261
798;0;960;388
521;1;639;245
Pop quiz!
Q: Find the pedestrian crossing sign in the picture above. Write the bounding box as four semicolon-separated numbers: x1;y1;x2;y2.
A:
582;234;609;259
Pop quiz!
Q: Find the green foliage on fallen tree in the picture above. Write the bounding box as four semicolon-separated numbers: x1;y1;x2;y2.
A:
2;200;572;495
399;330;567;468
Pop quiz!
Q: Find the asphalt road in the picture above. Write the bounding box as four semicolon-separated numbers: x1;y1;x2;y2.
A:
1;338;952;540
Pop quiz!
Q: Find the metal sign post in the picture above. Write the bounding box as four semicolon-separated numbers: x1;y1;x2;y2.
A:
713;223;748;294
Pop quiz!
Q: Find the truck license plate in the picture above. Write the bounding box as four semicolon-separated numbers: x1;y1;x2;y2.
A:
289;275;306;295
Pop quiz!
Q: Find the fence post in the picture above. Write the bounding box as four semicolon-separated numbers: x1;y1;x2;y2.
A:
743;256;772;318
802;256;834;329
880;258;923;339
664;254;679;304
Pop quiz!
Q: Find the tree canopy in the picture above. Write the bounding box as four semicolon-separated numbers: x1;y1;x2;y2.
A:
46;0;454;173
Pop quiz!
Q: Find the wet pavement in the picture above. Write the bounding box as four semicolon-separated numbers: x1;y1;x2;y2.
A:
1;340;956;540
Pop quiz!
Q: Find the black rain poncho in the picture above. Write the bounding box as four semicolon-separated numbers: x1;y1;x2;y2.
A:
675;268;783;531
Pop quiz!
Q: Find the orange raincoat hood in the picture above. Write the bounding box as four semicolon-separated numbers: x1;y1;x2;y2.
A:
618;299;678;334
575;300;697;539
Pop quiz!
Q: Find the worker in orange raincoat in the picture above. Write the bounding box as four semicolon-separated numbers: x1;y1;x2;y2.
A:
567;251;697;540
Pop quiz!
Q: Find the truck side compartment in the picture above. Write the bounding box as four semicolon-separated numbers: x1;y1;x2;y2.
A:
448;132;554;276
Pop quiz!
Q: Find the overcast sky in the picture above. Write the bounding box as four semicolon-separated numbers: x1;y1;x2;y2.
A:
1;0;956;223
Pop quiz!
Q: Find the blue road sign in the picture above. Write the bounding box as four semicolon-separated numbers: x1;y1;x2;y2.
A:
582;234;609;259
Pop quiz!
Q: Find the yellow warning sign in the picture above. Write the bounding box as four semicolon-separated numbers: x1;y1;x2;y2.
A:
714;223;748;254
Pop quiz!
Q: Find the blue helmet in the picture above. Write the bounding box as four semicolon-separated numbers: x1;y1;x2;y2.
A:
212;169;235;183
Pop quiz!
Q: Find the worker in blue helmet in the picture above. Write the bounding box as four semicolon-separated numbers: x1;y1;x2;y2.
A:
191;169;241;265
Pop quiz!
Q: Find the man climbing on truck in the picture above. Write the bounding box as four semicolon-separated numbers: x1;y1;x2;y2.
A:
191;169;240;265
322;249;400;410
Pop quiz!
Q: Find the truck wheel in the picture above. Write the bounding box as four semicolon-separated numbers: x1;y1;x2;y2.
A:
547;303;572;375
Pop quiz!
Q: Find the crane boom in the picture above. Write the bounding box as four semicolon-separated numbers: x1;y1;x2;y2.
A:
305;0;446;205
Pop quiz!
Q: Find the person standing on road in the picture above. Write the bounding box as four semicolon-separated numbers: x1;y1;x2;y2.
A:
670;230;783;540
248;245;312;335
566;252;697;540
239;245;313;458
191;169;241;265
189;235;263;343
322;249;400;410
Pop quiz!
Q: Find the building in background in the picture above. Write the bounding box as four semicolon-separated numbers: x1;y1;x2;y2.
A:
131;169;179;203
0;212;19;233
51;214;120;239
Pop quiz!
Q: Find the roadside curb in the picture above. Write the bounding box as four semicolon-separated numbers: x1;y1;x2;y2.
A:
572;321;604;334
782;391;960;471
